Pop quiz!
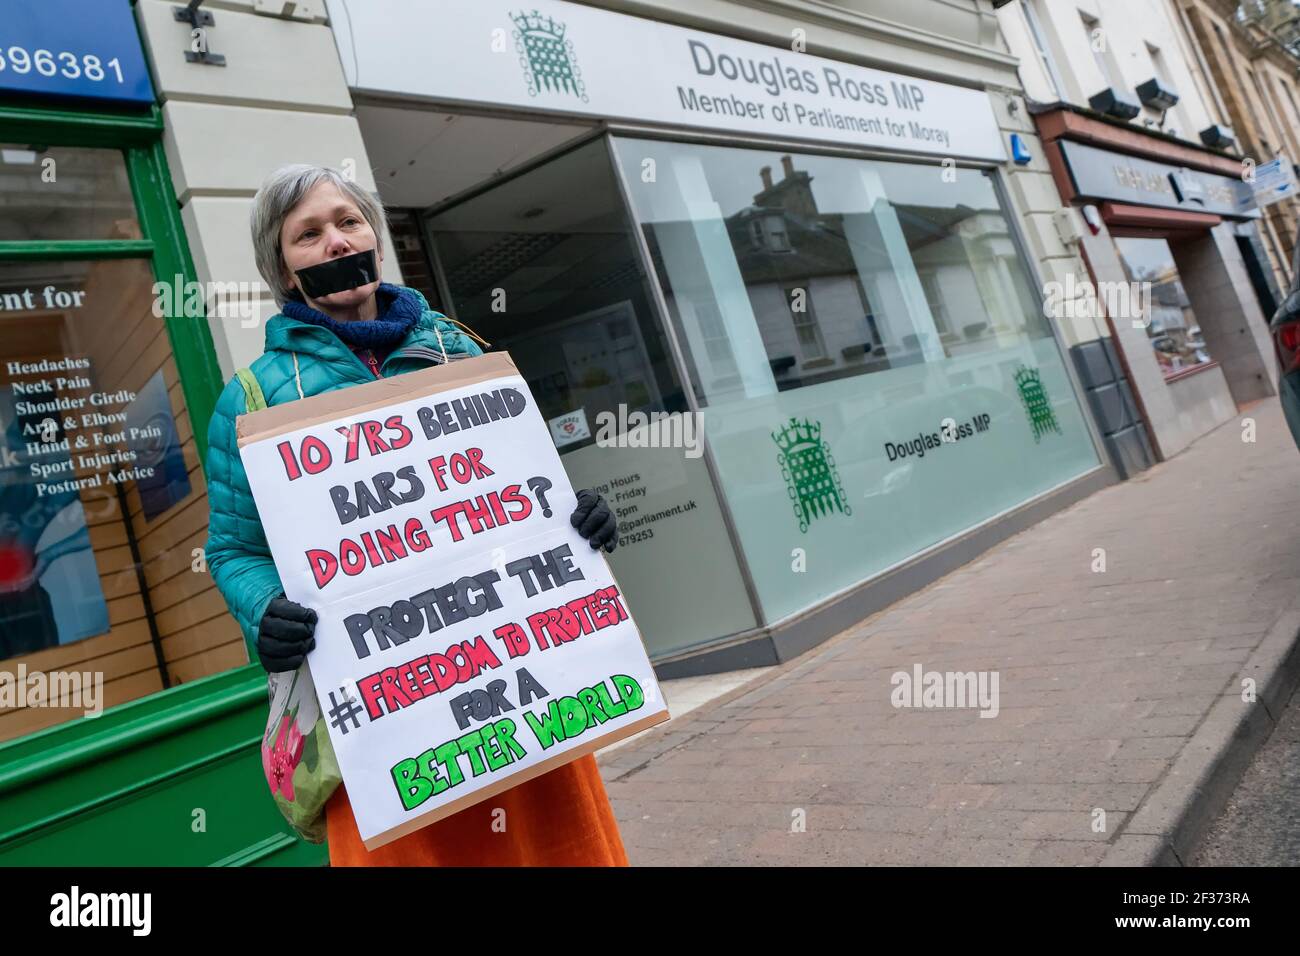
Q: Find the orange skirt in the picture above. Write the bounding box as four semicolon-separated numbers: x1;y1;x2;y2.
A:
325;754;628;866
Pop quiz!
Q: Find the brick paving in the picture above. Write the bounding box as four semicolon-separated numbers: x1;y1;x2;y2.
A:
598;401;1300;865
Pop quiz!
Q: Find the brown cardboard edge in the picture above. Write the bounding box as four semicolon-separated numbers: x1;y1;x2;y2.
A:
361;706;671;852
235;351;521;448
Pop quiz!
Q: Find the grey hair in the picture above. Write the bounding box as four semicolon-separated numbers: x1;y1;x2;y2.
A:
250;164;388;306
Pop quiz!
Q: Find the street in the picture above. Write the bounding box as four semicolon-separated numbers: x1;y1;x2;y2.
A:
1192;683;1300;866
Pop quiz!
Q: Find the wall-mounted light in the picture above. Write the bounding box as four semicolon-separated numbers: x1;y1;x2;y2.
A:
1199;124;1237;150
1088;87;1141;121
1136;77;1180;112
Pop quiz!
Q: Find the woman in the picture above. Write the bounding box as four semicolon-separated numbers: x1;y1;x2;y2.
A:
204;164;627;866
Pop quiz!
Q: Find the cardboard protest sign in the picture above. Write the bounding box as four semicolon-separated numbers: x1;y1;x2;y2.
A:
236;352;669;850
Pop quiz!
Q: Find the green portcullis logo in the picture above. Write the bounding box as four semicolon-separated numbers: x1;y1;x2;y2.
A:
1014;365;1062;443
511;9;589;102
772;416;851;533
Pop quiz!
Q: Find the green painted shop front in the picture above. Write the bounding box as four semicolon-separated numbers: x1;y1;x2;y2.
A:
0;8;321;866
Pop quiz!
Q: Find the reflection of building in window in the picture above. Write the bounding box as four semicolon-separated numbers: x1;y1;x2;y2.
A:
1114;236;1211;378
731;155;885;383
764;215;791;253
785;286;827;361
0;144;141;243
673;144;1050;391
693;299;739;382
746;212;793;254
864;311;882;348
853;279;881;348
918;271;951;336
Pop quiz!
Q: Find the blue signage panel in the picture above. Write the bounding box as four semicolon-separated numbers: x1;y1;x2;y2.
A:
0;0;154;106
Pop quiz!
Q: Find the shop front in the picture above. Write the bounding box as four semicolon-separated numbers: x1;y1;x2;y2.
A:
330;0;1111;675
0;0;322;866
1035;104;1276;463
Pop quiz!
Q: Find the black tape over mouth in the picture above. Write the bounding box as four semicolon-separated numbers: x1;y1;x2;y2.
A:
294;248;378;298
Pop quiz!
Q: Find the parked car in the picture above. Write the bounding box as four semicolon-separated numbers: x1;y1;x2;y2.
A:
1269;258;1300;449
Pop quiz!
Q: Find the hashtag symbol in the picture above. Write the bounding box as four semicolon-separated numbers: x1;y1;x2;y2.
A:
327;687;363;735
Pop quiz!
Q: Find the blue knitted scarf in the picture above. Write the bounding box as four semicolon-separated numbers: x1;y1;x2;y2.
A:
282;282;423;349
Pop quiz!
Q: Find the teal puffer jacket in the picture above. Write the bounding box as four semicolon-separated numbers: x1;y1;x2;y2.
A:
204;287;483;658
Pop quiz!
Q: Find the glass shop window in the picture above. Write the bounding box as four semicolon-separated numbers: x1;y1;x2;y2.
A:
0;255;243;743
1113;236;1212;378
423;137;757;658
0;144;141;242
612;136;1100;624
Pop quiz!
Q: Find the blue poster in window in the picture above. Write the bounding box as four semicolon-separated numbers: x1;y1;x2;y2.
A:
0;0;154;106
0;390;109;659
126;371;191;522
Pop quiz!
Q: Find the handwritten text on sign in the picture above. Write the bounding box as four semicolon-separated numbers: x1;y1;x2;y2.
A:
238;357;668;849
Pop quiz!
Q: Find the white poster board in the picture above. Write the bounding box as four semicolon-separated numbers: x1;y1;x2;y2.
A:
237;352;668;850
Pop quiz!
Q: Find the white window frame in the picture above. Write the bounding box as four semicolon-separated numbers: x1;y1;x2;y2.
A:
1022;0;1067;101
785;285;826;362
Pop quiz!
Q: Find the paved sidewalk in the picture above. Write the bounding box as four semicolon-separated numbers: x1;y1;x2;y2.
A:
598;401;1300;865
599;668;772;754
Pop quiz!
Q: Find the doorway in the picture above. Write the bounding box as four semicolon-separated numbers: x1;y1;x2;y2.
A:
412;132;759;660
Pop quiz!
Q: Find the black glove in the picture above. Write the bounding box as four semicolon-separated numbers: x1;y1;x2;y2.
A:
257;594;318;673
570;488;618;553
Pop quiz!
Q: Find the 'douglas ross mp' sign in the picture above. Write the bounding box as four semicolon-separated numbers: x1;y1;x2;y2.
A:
327;0;1005;161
